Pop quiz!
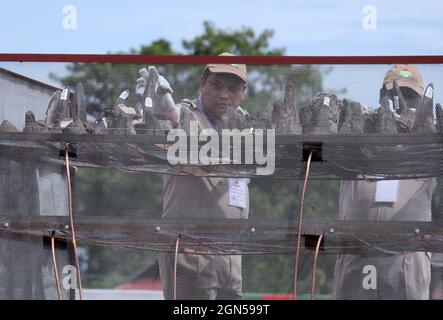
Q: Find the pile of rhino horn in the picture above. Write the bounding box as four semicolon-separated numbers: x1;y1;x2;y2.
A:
2;76;443;137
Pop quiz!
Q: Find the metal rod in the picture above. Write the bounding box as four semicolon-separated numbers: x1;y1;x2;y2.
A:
65;149;84;300
293;150;313;300
311;233;324;300
51;235;62;300
173;235;181;300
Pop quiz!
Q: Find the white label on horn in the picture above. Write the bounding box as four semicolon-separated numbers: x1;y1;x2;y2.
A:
323;96;330;106
388;99;395;113
425;86;434;98
119;91;129;100
393;96;400;109
60;119;74;128
61;89;69;100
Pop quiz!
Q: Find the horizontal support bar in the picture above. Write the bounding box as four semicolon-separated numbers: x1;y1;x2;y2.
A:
1;53;443;65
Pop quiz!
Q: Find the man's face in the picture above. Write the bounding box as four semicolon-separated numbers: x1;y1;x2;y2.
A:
381;86;422;110
200;72;246;119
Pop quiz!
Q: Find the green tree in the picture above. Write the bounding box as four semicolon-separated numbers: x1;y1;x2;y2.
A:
51;20;325;118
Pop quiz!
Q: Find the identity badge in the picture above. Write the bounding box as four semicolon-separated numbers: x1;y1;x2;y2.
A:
375;180;399;203
229;178;247;208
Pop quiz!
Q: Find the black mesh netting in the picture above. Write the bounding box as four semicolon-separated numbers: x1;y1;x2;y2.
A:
0;61;442;300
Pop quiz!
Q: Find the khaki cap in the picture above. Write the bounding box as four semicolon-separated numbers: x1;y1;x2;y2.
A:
383;64;424;96
205;52;247;82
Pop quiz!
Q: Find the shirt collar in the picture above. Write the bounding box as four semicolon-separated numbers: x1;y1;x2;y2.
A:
195;96;220;127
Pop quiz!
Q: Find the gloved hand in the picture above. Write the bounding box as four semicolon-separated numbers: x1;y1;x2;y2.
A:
138;66;177;117
363;81;437;134
156;73;174;95
155;75;177;116
135;77;146;97
388;81;436;133
390;80;418;132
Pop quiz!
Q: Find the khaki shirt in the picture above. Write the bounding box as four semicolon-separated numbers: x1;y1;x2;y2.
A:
163;100;249;220
339;178;436;221
159;100;248;299
334;178;436;299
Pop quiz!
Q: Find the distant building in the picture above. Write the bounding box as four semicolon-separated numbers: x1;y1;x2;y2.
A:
0;67;69;216
0;67;60;129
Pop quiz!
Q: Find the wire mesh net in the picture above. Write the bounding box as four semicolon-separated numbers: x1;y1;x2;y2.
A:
0;58;442;300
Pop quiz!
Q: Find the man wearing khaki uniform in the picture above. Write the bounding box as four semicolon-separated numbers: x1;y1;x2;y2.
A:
334;65;436;299
157;53;250;299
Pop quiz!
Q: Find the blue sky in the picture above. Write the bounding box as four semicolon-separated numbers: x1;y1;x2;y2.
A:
1;0;442;108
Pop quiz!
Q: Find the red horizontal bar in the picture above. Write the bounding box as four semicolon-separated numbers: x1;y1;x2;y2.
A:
0;53;443;65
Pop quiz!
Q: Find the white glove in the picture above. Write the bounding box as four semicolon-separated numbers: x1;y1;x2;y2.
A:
155;74;177;115
138;66;177;115
156;74;173;95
